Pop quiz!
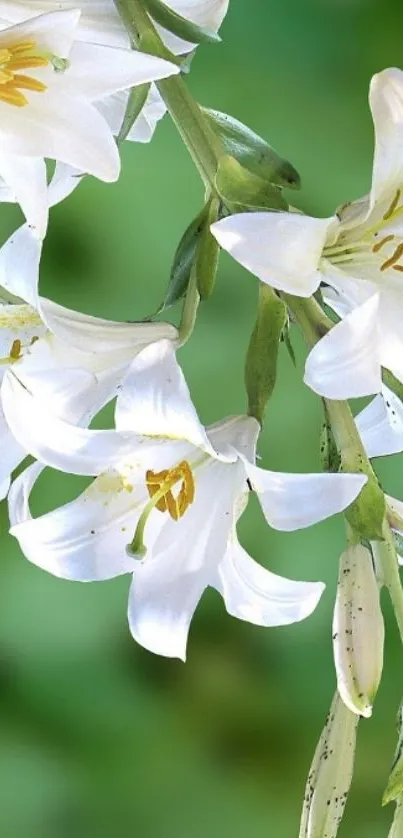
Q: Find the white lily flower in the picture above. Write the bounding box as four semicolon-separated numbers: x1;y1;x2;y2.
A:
0;1;229;153
333;544;384;718
0;164;178;497
0;8;178;233
7;339;367;659
299;693;359;838
212;68;403;398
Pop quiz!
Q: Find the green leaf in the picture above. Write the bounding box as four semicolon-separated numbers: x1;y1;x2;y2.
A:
345;473;385;541
195;197;221;300
245;284;287;426
203;108;300;189
160;205;210;311
117;82;151;144
141;0;221;44
215;155;288;213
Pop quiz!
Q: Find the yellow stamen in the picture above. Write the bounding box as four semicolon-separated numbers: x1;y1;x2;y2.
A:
146;460;195;522
384;189;401;221
0;39;49;107
9;339;22;361
0;87;27;107
11;74;47;93
393;265;403;273
380;242;403;272
372;234;395;253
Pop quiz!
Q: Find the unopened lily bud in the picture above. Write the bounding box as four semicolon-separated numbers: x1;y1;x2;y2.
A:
333;544;384;718
299;693;358;838
244;283;287;426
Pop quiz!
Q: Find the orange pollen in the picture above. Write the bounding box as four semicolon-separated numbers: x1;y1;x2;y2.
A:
384;189;402;221
0;40;48;107
9;339;22;360
380;242;403;272
372;234;395;253
146;460;195;522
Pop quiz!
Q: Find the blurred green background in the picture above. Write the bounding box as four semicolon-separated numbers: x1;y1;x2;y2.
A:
1;1;403;835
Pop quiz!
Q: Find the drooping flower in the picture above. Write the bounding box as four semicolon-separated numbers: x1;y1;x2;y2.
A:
0;165;178;498
7;339;367;659
0;8;178;235
212;68;403;399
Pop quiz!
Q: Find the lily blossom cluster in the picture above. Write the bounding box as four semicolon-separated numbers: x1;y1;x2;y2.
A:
1;2;403;836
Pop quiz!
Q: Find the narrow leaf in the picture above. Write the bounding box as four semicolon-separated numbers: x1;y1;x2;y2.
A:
195;196;221;300
160;205;209;311
117;82;151;144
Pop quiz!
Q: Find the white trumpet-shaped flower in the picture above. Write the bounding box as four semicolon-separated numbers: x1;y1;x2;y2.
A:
0;165;178;498
355;383;403;459
212;68;403;399
299;693;359;838
0;8;178;235
333;544;384;718
7;339;367;659
0;1;229;160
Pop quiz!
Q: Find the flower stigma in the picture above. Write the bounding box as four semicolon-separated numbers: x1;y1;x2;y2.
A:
0;40;49;107
126;460;196;559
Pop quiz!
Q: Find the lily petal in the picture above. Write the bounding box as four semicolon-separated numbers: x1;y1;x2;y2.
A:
0;90;121;182
304;295;382;399
0;223;42;307
356;385;403;458
211;212;335;296
1;369;137;475
59;41;178;102
213;537;325;626
115;340;218;455
9;466;145;581
0;153;47;238
128;458;239;660
244;461;367;531
369;68;403;207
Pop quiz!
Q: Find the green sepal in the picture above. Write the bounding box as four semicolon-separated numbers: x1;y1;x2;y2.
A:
245;284;287;426
141;0;221;44
215;155;288;213
203;108;300;189
320;403;341;473
160;204;210;311
195;196;221;300
117;82;151;144
344;472;385;541
383;704;403;805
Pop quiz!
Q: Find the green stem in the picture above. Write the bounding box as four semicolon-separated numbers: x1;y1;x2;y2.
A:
114;0;222;188
374;521;403;645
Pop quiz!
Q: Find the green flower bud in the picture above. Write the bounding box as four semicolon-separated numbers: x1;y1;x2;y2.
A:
245;283;287;426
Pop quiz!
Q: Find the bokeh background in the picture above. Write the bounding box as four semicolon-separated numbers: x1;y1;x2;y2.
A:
0;0;403;835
